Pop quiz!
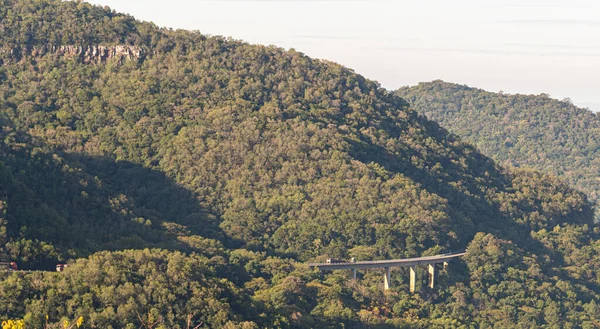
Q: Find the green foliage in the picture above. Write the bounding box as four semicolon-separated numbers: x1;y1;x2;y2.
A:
0;1;597;328
397;80;600;218
5;249;258;328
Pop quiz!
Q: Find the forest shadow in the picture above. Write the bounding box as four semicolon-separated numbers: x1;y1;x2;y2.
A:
1;142;234;269
345;114;578;256
65;153;228;242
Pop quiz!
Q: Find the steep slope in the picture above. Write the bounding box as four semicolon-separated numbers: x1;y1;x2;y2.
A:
1;0;591;260
0;128;225;267
397;80;600;213
0;1;599;328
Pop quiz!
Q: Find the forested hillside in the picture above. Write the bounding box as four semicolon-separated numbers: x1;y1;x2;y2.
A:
397;80;600;216
1;1;600;328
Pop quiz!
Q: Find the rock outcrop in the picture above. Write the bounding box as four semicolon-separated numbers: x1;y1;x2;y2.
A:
1;45;145;64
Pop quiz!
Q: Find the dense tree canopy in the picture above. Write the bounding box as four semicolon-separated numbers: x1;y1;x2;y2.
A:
397;80;600;217
0;1;599;328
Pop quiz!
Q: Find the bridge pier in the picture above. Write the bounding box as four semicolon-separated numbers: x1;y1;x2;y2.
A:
409;266;416;293
428;264;435;288
308;251;465;293
383;267;391;290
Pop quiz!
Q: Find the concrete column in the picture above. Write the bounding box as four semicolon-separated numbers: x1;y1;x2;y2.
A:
353;268;357;281
383;267;391;290
409;266;416;293
428;264;435;288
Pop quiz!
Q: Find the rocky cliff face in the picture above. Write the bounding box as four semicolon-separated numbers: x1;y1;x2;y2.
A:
1;45;145;63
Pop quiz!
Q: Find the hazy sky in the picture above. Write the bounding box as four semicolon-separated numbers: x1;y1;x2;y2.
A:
86;0;600;111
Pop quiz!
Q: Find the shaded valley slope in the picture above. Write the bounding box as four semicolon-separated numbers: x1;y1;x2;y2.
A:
397;80;600;215
1;1;600;328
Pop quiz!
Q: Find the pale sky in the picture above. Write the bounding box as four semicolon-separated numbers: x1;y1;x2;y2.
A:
86;0;600;111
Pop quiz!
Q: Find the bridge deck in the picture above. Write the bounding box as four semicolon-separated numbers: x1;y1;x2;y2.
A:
308;252;466;271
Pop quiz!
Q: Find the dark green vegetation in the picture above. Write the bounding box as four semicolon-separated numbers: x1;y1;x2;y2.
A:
397;80;600;218
0;1;600;328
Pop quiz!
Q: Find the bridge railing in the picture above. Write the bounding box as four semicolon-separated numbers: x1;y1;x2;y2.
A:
307;251;466;292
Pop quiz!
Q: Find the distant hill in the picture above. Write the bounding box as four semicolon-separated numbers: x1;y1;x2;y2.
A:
397;80;600;215
1;1;600;328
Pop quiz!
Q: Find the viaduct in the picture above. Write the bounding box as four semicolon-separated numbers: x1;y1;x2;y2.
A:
308;252;466;292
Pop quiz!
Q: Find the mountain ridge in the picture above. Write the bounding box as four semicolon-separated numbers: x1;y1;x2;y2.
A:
0;1;599;327
397;80;600;215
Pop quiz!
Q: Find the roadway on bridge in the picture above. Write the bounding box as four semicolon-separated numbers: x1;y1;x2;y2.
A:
308;251;466;271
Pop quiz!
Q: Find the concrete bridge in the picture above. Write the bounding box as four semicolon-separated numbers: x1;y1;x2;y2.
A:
308;251;466;292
